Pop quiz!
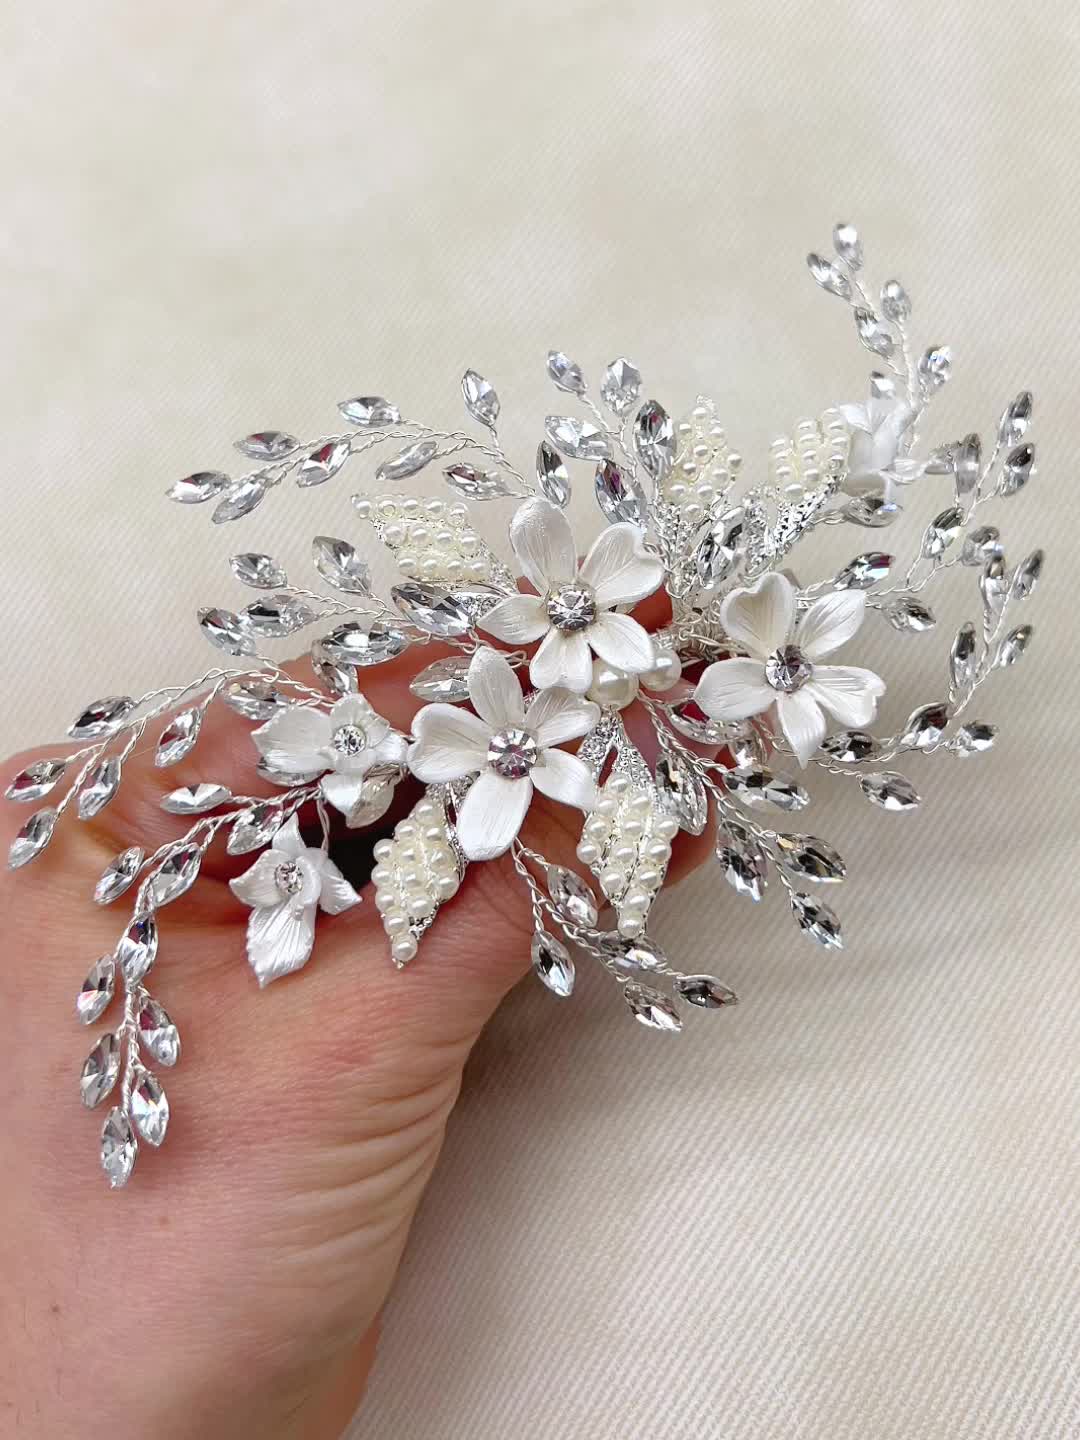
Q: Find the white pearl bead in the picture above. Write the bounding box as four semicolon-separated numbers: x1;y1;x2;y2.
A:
392;937;418;965
653;816;680;841
376;498;398;519
385;912;409;937
352;498;373;521
383;522;405;545
435;874;459;899
618;913;644;938
600;867;624;894
641;645;682;693
587;659;639;709
401;498;421;517
371;864;392;886
576;840;600;865
373;838;393;860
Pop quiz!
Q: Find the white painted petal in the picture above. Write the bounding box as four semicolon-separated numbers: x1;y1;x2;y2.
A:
372;731;408;768
587;611;656;674
531;749;597;811
839;402;872;432
509;497;577;592
775;690;827;767
252;706;332;776
579;523;664;607
320;771;366;816
317;857;363;915
530;627;594;694
229;852;283;909
720;573;796;658
798;590;867;659
805;666;886;728
526;688;600;748
481;592;550;644
245;900;317;987
693;658;774;721
455;771;532;860
468;646;525;729
272;815;307;858
408;704;491;782
330;693;390;746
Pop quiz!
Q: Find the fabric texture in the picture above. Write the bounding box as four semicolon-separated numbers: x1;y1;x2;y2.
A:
2;3;1078;1436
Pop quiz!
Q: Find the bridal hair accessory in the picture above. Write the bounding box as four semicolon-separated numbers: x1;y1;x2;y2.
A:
6;223;1042;1187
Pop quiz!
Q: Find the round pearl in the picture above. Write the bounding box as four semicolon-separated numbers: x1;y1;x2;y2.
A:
653;816;680;841
587;658;639;709
352;498;373;521
584;816;609;841
397;552;418;572
608;775;629;795
576;840;600;865
425;498;445;517
618;913;644;938
667;481;688;503
375;889;397;913
400;498;421;518
640;645;682;693
373;838;394;861
435;874;459;899
600;867;624;894
383;522;405;545
392;936;418;965
385;912;409;937
371;864;392;886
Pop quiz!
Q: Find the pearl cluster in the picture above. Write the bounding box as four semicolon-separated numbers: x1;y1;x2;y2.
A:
575;776;679;938
371;793;463;967
353;493;509;587
662;397;742;530
768;410;849;500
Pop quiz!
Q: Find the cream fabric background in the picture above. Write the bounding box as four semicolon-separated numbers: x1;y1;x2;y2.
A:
3;4;1079;1437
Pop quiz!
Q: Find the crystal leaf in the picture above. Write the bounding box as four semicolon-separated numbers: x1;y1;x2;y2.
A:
536;440;571;507
860;772;920;811
76;956;116;1025
242;595;315;638
391;582;472;638
311;535;371;595
918;346;952;392
149;845;202;907
854;307;894;357
922;506;964;559
227;803;282;856
600;358;642;416
442;462;511;499
832;222;862;267
880;279;911;321
224;678;287;721
8;808;57;869
806;253;851;298
1011;550;1043;600
198;607;257;657
695;507;745;589
655;754;708;836
407;656;471;705
155;707;202;767
161;783;231;815
774;834;846;883
546;865;600;928
961;526;1002;566
724;768;809;813
820;730;879;763
716;820;768;901
924;444;956;475
375;438;438;482
665;699;731;745
546;351;586;394
338;396;400;427
952;434;981;498
310;648;356;698
950;623;978;692
212;478;267;524
138;997;181;1066
297;439;350;487
843;494;902;528
236;430;298;460
885;598;936;634
131;1072;170;1147
1000;443;1035;496
100;1107;137;1189
623;983;682;1032
634;401;675;483
900;702;950;750
995;625;1033;668
998;391;1032;447
531;930;575;998
80;1032;120;1108
834;552;892;590
954;722;996;756
5;757;67;803
77;756;122;820
676;974;738;1009
600;934;667;972
980;557;1010;621
790;893;843;949
94;846;143;905
461;369;500;429
117;914;158;985
69;696;135;739
230;552;287;589
544;415;612;461
595;459;646;525
167;470;229;504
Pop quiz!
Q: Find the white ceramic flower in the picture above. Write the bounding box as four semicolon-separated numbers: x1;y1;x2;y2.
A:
839;387;919;499
252;694;407;822
481;498;664;694
408;647;599;861
693;572;885;765
229;815;362;986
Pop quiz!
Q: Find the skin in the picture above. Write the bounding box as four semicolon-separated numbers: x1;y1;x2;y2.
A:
0;599;712;1440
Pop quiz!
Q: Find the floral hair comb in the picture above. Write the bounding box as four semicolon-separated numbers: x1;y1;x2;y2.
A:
6;222;1042;1188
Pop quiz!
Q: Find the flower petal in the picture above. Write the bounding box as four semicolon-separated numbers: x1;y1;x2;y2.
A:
320;771;366;816
587;611;656;674
408;704;491;782
775;690;827;767
317;857;363;915
509;497;576;592
468;646;525;729
525;688;600;748
245;900;317;987
481;591;551;644
805;666;886;728
578;523;664;608
272;815;307;859
455;771;532;860
839;401;872;432
720;573;796;658
372;731;408;768
330;693;390;746
252;706;331;777
693;658;774;721
229;851;283;909
531;749;597;811
798;590;866;660
530;628;594;694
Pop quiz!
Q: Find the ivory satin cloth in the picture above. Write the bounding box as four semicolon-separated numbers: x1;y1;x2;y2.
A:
3;4;1078;1436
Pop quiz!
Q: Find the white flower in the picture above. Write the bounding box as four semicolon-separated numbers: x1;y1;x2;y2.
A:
693;572;885;766
482;498;664;694
839;387;919;500
229;816;362;986
252;694;407;823
407;647;599;861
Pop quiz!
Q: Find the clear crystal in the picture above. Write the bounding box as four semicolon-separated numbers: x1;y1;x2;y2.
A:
695;508;745;589
860;771;920;811
5;757;67;803
8;808;57;869
94;846;143;905
536;441;571;507
995;625;1033;668
806;253;851;299
442;462;510;499
224;678;286;721
230;552;287;589
155;707;202;766
100;1106;137;1189
392;582;473;638
832;222;862;267
311;535;371;595
131;1072;170;1147
834;552;892;590
790;893;843;949
885;598;936;633
531;930;575;997
950;622;978;692
76;757;122;820
409;655;472;703
487;727;538;779
80;1032;120;1108
161;783;232;815
716;821;768;901
764;645;812;694
961;526;1002;566
854;307;894;357
546;583;597;633
676;975;738;1009
166;470;229;504
117;914;158;985
544;416;611;461
138;998;181;1067
1010;550;1042;601
76;956;116;1025
599;358;642;416
198;607;257;657
998;391;1032;447
69;696;135;739
724;768;810;813
922;506;964;559
1000;443;1035;496
954;722;996;757
329;724;366;759
633;400;675;483
595;459;646;525
843;494;902;527
980;557;1010;620
235;430;298;460
212;478;267;524
243;595;315;638
227;803;282;856
546;351;586;395
601;934;666;972
338;396;400;427
774;834;846;883
918;346;952;392
880;279;911;321
901;702;950;749
274;859;306;897
547;866;599;927
149;845;202;907
319;620;408;667
665;699;731;745
297;438;351;487
375;438;438;482
953;433;981;497
623;983;682;1032
655;754;708;836
820;730;879;763
461;370;500;428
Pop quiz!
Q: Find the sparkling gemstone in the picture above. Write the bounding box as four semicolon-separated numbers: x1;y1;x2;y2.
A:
461;369;500;428
392;582;473;638
724;768;809;812
227;803;282;856
332;724;368;758
676;975;738;1009
76;956;116;1025
80;1033;120;1108
76;757;122;819
212;478;267;524
695;508;745;589
546;866;600;928
155;707;202;766
954;722;996;756
131;1072;170;1147
94;846;144;904
1001;443;1035;496
622;982;682;1032
116;914;158;985
666;699;731;745
807;252;851;298
487;727;538;779
166;470;229;504
198;607;257;657
1011;550;1043;600
922;506;964;559
409;655;473;703
774;834;846;883
100;1107;137;1189
880;279;911;321
834;552;893;590
298;439;351;487
919;346;952;391
790;894;843;949
860;772;920;811
5;757;67;803
716;821;768;901
950;623;978;692
8;808;57;869
601;934;666;972
68;696;135;739
764;645;812;693
544;416;611;461
319;620;408;667
633;400;675;482
235;430;298;460
546;583;597;632
655;754;708;836
230;552;287;589
274;860;306;896
833;222;862;267
442;462;510;499
375;438;438;482
885;599;936;633
901;702;950;749
161;783;232;815
843;494;902;527
138;998;181;1066
149;845;202;907
312;535;371;594
600;357;642;416
595;459;646;525
243;595;315;638
546;351;586;395
536;441;571;507
820;730;879;763
531;930;575;998
998;391;1032;446
995;625;1032;668
338;395;400;427
854;307;894;357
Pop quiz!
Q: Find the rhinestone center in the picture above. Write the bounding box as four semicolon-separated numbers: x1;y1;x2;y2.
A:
274;860;306;897
331;723;368;756
487;727;539;780
764;644;813;694
546;583;597;632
